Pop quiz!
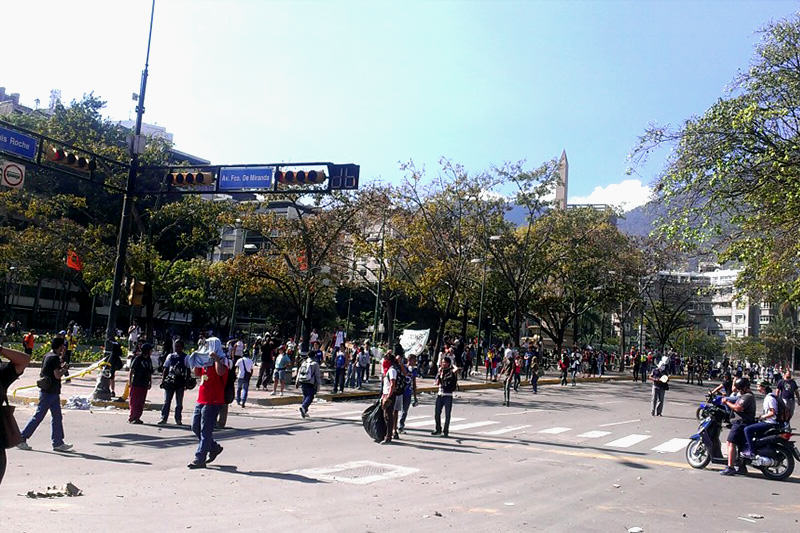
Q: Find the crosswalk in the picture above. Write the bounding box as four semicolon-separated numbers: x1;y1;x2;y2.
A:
289;403;693;456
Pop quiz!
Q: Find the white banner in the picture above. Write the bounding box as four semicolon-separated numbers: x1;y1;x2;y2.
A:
399;328;430;357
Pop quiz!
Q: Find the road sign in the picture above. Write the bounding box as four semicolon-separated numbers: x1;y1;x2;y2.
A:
0;124;39;160
1;159;25;189
218;166;274;191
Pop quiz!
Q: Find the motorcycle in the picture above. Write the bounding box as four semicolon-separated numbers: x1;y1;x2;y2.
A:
695;393;733;422
685;402;799;481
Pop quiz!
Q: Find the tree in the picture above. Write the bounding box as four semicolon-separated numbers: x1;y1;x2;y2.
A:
632;15;800;304
529;207;638;355
760;308;799;367
674;328;725;360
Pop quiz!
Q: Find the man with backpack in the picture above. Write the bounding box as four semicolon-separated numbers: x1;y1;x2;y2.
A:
235;351;254;407
741;380;786;459
159;338;191;425
296;351;321;418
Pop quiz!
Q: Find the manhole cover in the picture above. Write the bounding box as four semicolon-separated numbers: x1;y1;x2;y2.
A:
290;460;419;485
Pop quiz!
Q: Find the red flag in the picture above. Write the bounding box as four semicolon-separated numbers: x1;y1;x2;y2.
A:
66;250;83;271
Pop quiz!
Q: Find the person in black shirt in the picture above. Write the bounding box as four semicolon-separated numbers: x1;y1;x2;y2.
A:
0;344;30;484
128;343;153;424
720;378;757;476
17;337;73;452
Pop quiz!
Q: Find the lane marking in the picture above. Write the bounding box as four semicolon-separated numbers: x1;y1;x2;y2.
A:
651;438;691;453
599;419;640;427
482;425;531;435
406;417;465;428
448;421;499;431
521;444;693;470
493;410;535;417
538;427;571;434
577;430;612;439
605;434;651;448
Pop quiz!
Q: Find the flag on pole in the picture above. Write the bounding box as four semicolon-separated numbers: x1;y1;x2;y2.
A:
66;250;83;271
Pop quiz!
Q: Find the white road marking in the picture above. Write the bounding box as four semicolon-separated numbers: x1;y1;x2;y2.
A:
289;460;419;485
482;425;531;435
406;417;465;428
448;421;499;431
577;430;612;439
651;438;691;453
605;434;651;448
493;410;536;417
599;419;641;427
538;427;572;434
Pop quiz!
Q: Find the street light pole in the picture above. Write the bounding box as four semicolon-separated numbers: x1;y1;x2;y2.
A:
105;0;156;352
475;260;487;370
371;215;386;346
228;219;245;339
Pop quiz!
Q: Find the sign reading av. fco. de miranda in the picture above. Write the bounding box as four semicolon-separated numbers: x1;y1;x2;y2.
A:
0;159;25;189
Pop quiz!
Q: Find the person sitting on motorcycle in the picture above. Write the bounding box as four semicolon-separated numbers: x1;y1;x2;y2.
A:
740;380;785;459
710;371;733;398
719;377;757;476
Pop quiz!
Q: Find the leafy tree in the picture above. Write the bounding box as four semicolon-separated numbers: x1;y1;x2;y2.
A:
673;328;725;360
632;16;800;304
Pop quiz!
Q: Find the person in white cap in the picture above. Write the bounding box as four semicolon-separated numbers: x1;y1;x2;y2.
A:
648;358;669;416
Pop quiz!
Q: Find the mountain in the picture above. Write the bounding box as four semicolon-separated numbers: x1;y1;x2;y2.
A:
615;201;665;237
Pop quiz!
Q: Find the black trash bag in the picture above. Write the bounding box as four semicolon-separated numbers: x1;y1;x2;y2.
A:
362;400;387;442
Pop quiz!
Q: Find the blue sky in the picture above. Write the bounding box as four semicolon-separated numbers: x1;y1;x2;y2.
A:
2;0;796;209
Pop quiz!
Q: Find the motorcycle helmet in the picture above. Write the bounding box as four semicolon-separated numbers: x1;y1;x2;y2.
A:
734;377;750;390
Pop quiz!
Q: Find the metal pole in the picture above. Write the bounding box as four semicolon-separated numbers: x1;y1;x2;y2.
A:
372;216;386;346
104;0;156;353
476;261;487;370
229;280;239;339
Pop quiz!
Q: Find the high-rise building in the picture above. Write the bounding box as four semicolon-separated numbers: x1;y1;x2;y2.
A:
555;149;568;210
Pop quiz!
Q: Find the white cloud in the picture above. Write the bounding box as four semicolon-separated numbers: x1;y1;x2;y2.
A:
570;179;652;211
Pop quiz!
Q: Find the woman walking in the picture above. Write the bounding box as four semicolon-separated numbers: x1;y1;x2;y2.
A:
128;343;153;424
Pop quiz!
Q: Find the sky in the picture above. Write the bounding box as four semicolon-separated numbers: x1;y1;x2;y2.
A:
2;0;796;211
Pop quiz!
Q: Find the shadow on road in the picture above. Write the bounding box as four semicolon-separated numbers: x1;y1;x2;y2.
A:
29;448;151;466
212;465;326;483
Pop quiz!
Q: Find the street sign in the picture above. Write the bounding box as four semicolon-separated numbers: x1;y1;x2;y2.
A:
218;166;274;191
0;159;25;189
0;124;39;160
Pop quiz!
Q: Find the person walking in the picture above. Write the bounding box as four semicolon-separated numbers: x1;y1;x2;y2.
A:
649;362;669;416
398;354;419;433
255;336;273;389
186;336;228;469
431;357;458;437
128;343;153;424
501;352;515;407
296;351;321;418
380;353;402;444
17;337;73;452
332;346;347;394
356;346;370;389
531;355;540;394
558;353;568;386
271;346;290;396
22;329;35;356
776;369;799;425
235;351;254;407
1;345;30;485
159;339;190;425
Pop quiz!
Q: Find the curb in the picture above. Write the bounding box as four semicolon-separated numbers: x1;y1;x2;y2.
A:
10;374;642;410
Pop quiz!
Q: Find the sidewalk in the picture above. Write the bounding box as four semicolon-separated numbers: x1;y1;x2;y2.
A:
8;364;638;411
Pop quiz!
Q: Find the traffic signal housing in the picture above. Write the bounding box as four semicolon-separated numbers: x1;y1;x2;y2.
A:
276;168;327;186
46;146;97;173
167;170;215;187
128;279;146;306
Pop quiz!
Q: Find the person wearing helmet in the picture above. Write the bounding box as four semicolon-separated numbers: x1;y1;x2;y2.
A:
719;377;756;476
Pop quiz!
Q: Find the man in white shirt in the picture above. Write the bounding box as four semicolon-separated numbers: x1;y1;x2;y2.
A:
232;337;245;359
380;353;402;444
235;353;254;407
334;327;346;349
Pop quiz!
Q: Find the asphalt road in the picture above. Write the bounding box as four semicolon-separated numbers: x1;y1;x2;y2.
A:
2;379;799;532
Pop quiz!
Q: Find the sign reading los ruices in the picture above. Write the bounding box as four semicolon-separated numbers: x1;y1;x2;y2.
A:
0;124;39;160
218;166;274;191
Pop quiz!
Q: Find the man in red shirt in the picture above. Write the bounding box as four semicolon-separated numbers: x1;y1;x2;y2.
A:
187;336;228;469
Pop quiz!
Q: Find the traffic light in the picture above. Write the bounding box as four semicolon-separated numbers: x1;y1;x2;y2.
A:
46;146;97;173
328;164;360;190
128;279;146;306
167;170;215;187
276;168;327;186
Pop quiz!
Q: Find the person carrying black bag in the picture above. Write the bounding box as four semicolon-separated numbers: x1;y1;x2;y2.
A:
0;344;30;485
159;338;190;425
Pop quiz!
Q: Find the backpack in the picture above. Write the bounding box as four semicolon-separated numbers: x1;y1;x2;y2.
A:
393;367;409;398
298;359;313;384
772;393;787;423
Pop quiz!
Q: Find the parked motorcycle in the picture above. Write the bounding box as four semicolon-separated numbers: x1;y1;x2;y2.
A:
685;401;799;481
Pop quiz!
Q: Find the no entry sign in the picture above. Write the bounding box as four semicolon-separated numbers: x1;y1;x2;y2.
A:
1;160;25;189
